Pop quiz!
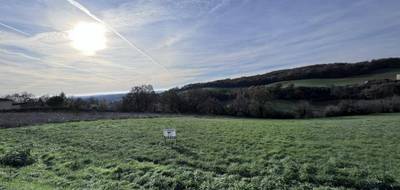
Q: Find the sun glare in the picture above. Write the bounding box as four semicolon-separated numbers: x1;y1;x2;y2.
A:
68;22;107;55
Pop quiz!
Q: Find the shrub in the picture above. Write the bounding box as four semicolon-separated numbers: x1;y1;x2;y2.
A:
324;105;341;116
0;147;34;167
295;101;314;118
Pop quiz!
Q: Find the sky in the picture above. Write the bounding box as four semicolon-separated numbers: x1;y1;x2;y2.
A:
0;0;400;96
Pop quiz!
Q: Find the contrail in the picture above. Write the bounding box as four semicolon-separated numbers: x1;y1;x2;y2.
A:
0;22;31;36
65;0;168;72
0;48;41;61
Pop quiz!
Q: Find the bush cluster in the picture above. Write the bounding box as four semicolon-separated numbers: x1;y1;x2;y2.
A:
0;147;35;167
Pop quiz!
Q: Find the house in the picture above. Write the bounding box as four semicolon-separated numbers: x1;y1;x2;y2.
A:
397;74;400;81
0;98;20;110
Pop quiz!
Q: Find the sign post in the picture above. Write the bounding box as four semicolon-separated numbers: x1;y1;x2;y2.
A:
163;128;177;144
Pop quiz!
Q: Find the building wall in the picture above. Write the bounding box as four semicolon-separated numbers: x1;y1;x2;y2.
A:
397;74;400;80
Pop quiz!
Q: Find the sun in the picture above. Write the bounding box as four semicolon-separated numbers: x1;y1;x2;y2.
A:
68;22;107;55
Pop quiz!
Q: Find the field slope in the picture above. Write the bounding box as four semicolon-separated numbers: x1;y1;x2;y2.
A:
266;68;400;87
1;114;400;189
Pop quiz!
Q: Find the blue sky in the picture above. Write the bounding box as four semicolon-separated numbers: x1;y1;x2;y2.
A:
0;0;400;95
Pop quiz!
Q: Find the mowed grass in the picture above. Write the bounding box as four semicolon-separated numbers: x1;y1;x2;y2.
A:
267;68;400;87
1;114;400;189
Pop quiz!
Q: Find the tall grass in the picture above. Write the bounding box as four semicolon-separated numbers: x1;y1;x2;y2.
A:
1;114;399;189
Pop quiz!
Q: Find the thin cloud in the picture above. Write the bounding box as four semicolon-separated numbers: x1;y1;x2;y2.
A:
158;0;232;49
0;22;30;36
1;0;400;95
65;0;169;73
208;0;231;14
0;48;41;61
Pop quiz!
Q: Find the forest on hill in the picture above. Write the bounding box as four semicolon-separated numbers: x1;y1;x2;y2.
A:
117;58;400;118
181;58;400;90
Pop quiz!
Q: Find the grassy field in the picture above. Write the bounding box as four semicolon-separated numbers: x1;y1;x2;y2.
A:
0;112;163;128
1;114;400;189
266;68;400;87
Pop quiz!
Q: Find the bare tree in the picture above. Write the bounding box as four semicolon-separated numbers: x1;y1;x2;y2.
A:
3;92;35;103
121;85;157;112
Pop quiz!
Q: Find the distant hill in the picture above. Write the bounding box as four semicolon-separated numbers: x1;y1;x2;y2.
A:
75;90;165;102
76;93;126;102
181;58;400;90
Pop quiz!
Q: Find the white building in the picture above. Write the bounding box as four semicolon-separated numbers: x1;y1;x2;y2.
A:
0;98;20;110
397;74;400;80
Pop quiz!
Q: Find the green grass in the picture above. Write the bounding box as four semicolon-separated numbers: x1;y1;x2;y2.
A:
267;68;400;87
1;114;400;189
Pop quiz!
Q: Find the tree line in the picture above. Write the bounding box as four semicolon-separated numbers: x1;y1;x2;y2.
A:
120;80;400;118
2;92;113;112
3;79;400;118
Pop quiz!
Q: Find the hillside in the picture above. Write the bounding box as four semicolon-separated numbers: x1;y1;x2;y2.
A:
181;58;400;90
267;68;400;87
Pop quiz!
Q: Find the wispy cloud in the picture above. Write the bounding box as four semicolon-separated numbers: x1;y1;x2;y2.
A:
158;0;233;49
0;0;400;95
65;0;168;72
0;48;41;61
0;22;30;36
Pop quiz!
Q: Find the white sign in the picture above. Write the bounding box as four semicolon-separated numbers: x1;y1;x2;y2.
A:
163;128;176;139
